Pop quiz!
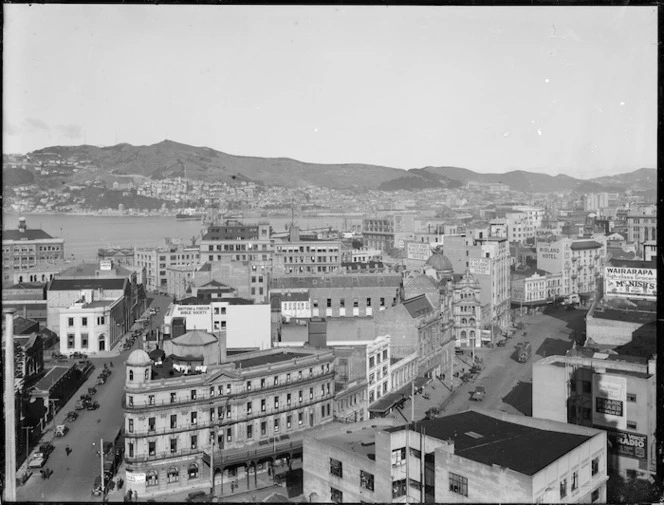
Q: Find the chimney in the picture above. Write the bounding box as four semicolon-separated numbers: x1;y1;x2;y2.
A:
18;217;27;233
4;308;17;501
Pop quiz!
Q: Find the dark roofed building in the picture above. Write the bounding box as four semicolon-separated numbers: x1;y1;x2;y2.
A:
570;240;602;251
49;278;127;291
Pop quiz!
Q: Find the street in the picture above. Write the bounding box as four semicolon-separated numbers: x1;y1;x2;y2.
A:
16;294;172;502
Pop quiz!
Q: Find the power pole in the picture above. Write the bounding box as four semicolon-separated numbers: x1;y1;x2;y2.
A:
4;308;17;502
100;438;105;501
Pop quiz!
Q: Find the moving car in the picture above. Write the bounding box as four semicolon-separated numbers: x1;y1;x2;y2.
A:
87;401;100;410
516;342;532;363
91;475;110;496
39;442;55;456
55;425;69;437
66;411;78;422
27;452;48;469
471;386;486;402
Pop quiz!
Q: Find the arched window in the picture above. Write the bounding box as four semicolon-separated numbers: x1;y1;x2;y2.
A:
469;318;475;325
145;369;150;380
146;470;158;487
129;370;134;381
460;331;467;339
167;467;179;483
470;330;476;339
188;463;199;479
461;318;467;324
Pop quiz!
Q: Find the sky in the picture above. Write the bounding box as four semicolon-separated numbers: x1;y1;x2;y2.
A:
3;5;657;179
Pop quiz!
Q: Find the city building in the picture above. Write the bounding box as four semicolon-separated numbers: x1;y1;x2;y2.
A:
2;217;65;282
362;217;395;252
163;296;271;349
10;257;77;284
1;282;48;322
123;345;336;496
270;274;403;319
533;348;656;481
442;234;511;332
451;271;484;348
134;240;201;293
98;247;136;268
273;226;342;276
584;193;610;212
625;204;657;259
510;269;550;310
303;409;608;503
199;220;273;263
194;259;271;304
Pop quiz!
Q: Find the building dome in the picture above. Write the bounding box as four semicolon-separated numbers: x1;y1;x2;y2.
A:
425;250;454;272
172;329;218;346
127;349;152;367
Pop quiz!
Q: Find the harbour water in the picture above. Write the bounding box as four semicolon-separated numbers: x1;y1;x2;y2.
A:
2;212;359;260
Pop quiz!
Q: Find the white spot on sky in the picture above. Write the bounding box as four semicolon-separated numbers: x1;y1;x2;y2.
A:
314;128;318;132
530;120;536;124
503;131;510;137
537;128;542;136
619;102;625;106
544;78;550;84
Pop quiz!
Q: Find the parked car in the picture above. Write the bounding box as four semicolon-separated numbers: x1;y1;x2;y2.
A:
66;411;78;422
471;386;486;402
88;387;97;396
27;452;48;469
74;400;87;410
39;442;55;456
87;401;100;410
91;475;110;496
51;351;67;359
70;352;88;359
55;425;69;437
80;394;92;402
97;376;106;385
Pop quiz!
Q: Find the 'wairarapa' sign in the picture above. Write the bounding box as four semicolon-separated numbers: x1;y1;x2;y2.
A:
604;266;656;299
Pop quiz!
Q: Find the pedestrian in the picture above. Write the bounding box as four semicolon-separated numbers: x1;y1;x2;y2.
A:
65;446;71;456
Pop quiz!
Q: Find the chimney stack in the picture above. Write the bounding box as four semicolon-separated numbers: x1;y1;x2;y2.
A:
18;216;27;233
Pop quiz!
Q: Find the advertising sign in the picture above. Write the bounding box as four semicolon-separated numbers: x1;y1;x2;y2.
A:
125;471;146;484
469;257;490;275
592;374;626;429
407;242;432;261
604;267;657;299
605;429;648;461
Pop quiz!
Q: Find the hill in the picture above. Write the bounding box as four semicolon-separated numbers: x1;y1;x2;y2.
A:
27;141;654;193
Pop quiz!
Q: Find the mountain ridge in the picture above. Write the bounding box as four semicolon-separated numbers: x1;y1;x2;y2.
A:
21;141;656;193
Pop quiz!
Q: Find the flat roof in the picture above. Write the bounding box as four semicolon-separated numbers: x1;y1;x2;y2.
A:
231;351;305;369
386;410;592;476
317;427;383;461
49;278;126;291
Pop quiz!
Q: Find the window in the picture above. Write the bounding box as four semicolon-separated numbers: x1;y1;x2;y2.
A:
327;299;332;308
170;438;177;454
218;385;224;395
261;399;266;412
392;479;407;498
170;414;177;429
274;419;280;433
191;435;198;449
392;448;406;466
148;417;156;432
582;381;591;394
274;376;279;386
210;408;215;421
627;393;637;402
383;349;388;360
298;390;303;403
360;470;374;491
309;387;314;399
260;421;267;436
226;428;232;442
560;478;567;499
81;334;88;349
190;389;197;400
449;472;468;497
147;470;158;487
369;356;375;368
353;299;359;308
260;378;266;389
321;405;325;417
246;424;253;439
188;463;199;479
218;406;224;419
366;297;372;307
274;396;279;409
170;392;176;404
128;442;134;458
148;441;156;456
330;487;343;504
67;334;75;349
247;402;253;415
128;395;134;406
309;367;313;377
572;471;578;492
81;317;88;327
226;405;231;417
145;369;150;380
129;370;134;381
330;458;343;477
148;395;155;405
128;418;134;433
287;415;292;428
68;317;74;327
298;412;303;425
298;371;303;381
627;420;637;429
380;297;385;307
591;489;600;502
191;411;197;425
167;466;179;483
247;381;253;391
226;384;231;394
591;457;599;476
340;298;345;308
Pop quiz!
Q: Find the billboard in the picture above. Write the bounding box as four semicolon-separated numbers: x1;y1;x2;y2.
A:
469;257;490;275
604;266;657;299
592;374;626;430
605;430;648;461
407;242;432;261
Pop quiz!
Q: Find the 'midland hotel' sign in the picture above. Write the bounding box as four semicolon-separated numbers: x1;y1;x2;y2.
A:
604;267;656;299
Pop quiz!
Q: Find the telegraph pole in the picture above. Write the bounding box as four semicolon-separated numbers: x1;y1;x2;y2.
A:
100;438;105;501
4;308;17;502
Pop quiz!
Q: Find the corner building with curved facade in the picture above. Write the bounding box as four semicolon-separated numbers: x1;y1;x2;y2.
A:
123;342;336;496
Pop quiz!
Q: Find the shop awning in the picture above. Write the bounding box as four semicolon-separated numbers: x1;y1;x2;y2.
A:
368;382;412;414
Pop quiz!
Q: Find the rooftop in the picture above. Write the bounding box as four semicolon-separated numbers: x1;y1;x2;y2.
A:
271;274;402;291
570;240;602;251
33;366;72;391
231;351;306;369
49;278;127;291
386;410;592;476
607;258;656;269
3;228;57;241
403;294;434;318
177;296;253;305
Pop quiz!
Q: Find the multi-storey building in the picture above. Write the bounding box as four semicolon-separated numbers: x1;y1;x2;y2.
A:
510;270;549;310
362;217;395;252
584;193;610;212
443;234;511;332
273;227;342;276
303;410;608;503
451;271;483;348
194;259;271;304
98;247;136;268
199;220;273;263
123;345;336;496
2;217;65;282
533;348;656;482
135;241;201;293
270;274;403;319
625;204;657;259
